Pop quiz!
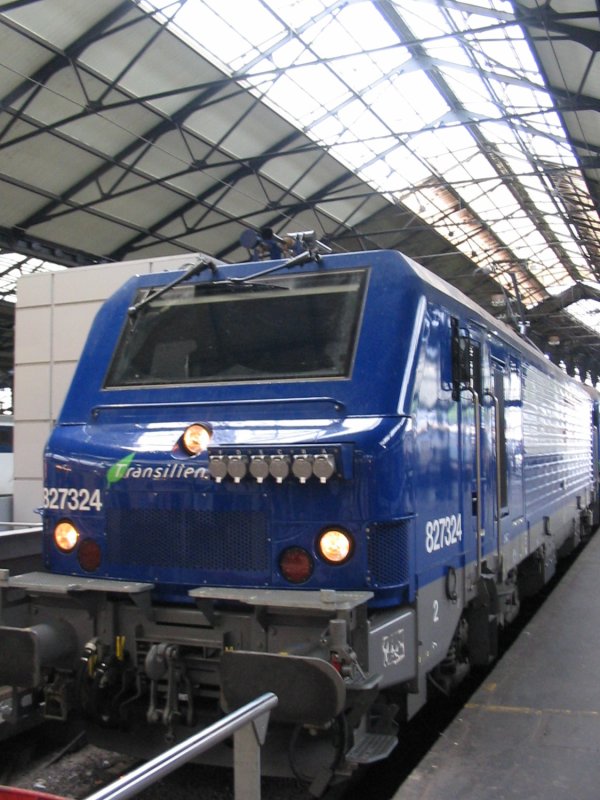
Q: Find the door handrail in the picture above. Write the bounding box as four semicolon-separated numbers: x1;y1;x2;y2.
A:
462;386;482;578
484;389;503;579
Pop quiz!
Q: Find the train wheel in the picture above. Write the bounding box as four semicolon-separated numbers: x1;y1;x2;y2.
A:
429;616;470;695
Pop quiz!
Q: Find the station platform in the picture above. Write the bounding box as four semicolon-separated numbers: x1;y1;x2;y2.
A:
0;526;42;574
394;532;600;800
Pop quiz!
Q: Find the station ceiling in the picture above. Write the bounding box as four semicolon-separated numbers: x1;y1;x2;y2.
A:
0;0;599;395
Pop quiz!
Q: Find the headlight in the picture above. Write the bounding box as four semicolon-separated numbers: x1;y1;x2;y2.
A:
54;520;79;552
208;455;228;483
291;454;313;484
249;455;269;483
227;454;248;483
269;455;290;484
181;423;212;455
313;454;336;483
318;527;353;564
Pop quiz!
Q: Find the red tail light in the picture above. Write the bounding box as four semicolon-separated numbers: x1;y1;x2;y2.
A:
279;547;313;584
78;539;102;572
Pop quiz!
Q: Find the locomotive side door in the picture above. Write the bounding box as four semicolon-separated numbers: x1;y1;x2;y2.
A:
485;342;525;576
484;345;509;575
453;324;526;671
457;329;524;580
453;323;506;578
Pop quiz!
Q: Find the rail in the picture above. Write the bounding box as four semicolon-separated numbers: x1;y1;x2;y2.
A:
84;692;278;800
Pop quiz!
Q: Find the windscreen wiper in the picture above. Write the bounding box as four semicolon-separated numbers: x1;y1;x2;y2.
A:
201;248;323;292
207;278;289;292
127;257;218;318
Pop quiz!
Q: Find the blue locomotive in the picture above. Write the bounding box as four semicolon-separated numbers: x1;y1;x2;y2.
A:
0;239;596;785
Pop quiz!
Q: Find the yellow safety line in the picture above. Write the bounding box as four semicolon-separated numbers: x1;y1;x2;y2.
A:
465;702;600;717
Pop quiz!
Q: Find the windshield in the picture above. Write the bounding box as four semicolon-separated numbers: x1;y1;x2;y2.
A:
105;270;367;387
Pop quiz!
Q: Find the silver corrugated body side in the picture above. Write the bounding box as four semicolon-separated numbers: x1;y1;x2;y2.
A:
522;365;593;518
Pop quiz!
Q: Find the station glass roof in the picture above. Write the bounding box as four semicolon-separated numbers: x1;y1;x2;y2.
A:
137;0;600;329
0;0;599;388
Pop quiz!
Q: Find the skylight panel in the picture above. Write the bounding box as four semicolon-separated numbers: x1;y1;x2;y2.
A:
520;228;552;252
521;251;572;291
421;34;474;69
507;215;537;238
363;71;449;134
266;0;329;30
362;159;399;194
385;149;431;188
0;253;25;270
519;173;553;198
294;62;350;109
502;96;565;145
261;72;326;120
502;80;554;114
456;7;537;74
502;229;543;255
441;70;504;122
460;150;500;183
269;38;312;70
310;115;345;144
199;0;285;67
477;120;525;154
334;102;388;144
568;299;600;337
307;17;359;60
393;0;452;41
443;161;483;191
208;0;283;41
458;179;493;207
332;140;378;172
473;187;519;220
576;261;599;283
491;217;527;243
408;127;478;181
1;253;65;302
526;133;572;165
336;3;399;49
175;1;261;68
329;53;389;92
536;268;573;295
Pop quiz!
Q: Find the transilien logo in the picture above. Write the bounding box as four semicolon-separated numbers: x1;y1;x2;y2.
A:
106;453;136;485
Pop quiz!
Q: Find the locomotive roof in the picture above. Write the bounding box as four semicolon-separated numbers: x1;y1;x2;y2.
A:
404;251;593;395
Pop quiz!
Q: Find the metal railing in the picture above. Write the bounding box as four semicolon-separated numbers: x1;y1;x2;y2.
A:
84;693;278;800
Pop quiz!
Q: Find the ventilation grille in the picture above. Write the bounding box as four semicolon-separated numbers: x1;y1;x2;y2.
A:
367;520;411;587
106;509;269;575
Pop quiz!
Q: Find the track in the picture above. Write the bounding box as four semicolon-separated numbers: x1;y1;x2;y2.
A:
5;722;318;800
